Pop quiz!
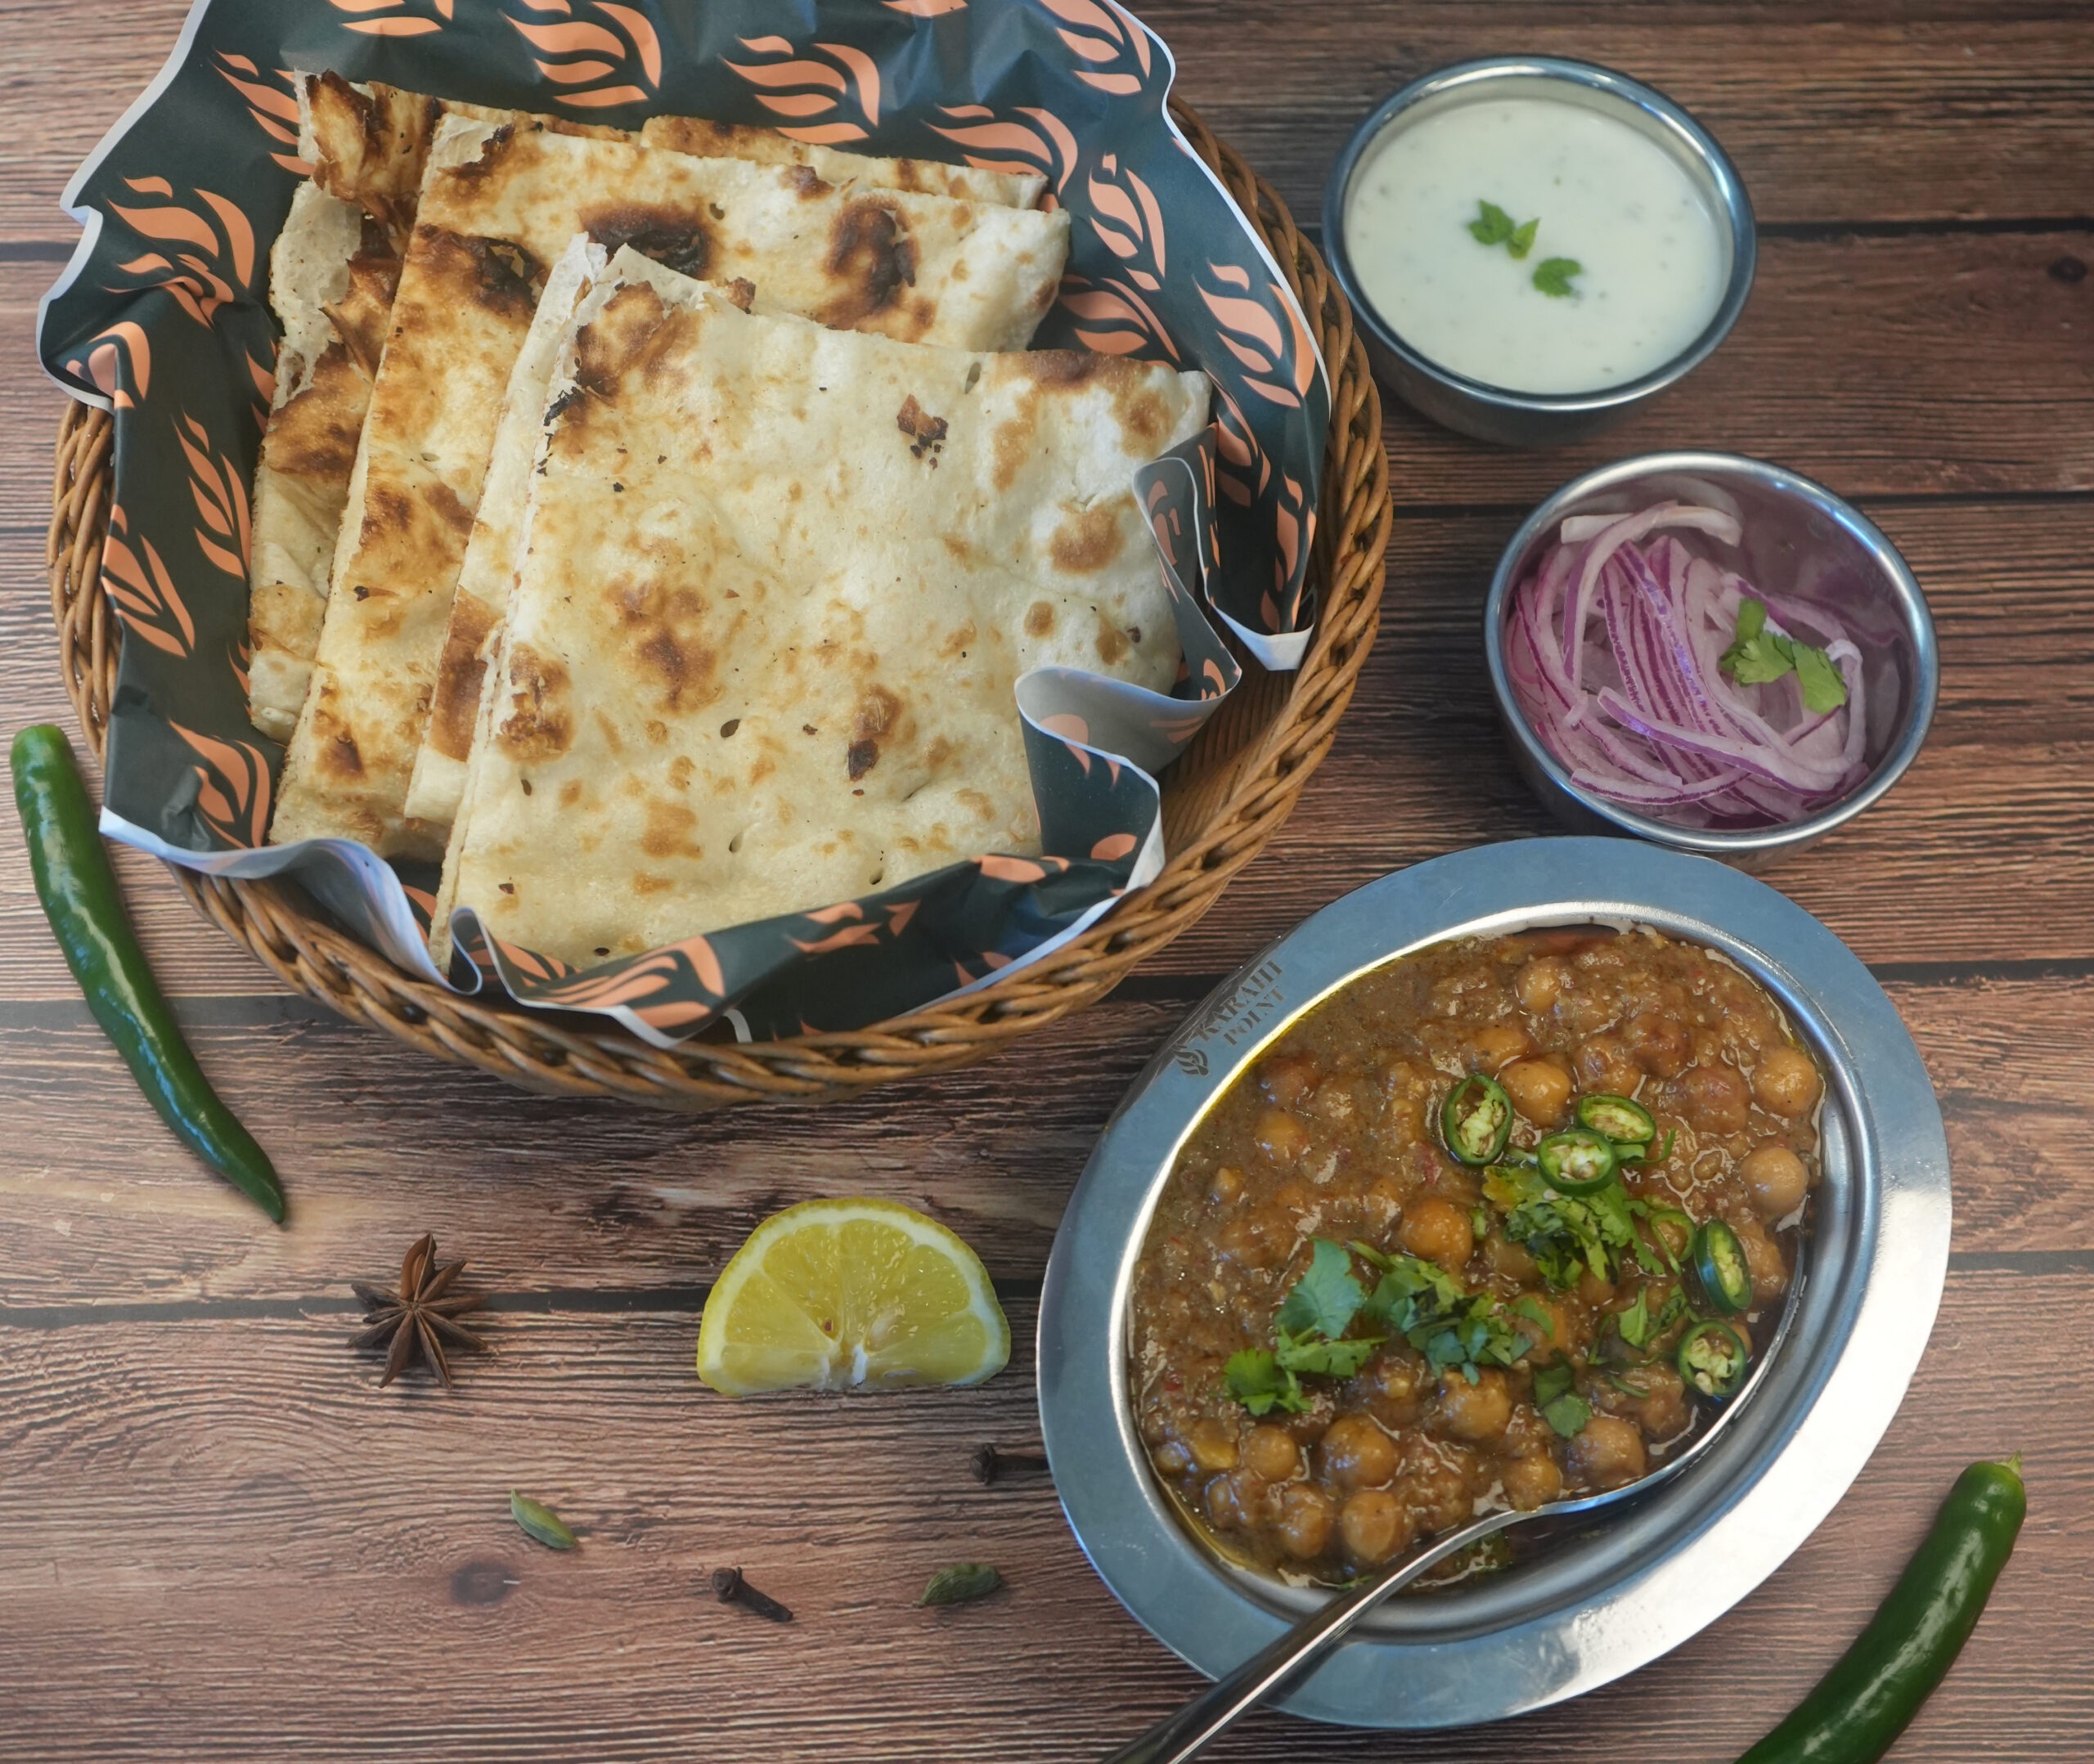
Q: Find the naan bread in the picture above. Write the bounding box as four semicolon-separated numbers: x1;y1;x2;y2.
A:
251;72;1041;752
270;120;1071;856
429;252;1207;972
245;182;399;742
399;236;612;825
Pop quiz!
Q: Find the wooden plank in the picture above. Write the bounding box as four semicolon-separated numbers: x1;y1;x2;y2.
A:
1147;6;2094;227
0;1273;2083;1761
0;970;2085;1305
3;3;2092;245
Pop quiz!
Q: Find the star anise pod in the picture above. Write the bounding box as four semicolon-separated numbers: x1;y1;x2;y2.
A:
349;1233;489;1388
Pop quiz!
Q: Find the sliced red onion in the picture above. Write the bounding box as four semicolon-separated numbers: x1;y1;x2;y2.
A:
1506;500;1882;830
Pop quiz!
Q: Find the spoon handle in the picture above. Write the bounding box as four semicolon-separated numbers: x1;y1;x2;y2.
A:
1098;1508;1522;1764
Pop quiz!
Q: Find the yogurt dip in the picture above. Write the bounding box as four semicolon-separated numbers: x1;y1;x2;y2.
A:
1344;95;1728;394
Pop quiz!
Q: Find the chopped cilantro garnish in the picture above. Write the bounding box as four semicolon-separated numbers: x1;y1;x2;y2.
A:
1514;1295;1557;1340
1508;217;1539;259
1468;200;1518;246
1275;1327;1380;1380
1532;1361;1589;1437
1360;1252;1532;1383
1224;1349;1306;1416
1615;1287;1655;1349
1720;597;1849;712
1275;1237;1368;1340
1531;256;1584;298
1485;1160;1638;1289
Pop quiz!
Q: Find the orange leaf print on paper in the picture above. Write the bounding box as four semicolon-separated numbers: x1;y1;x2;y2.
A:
1085;153;1166;289
884;0;966;14
1198;260;1314;410
65;321;151;409
106;180;258;328
169;722;272;847
1036;0;1155;97
330;0;452;38
175;413;252;577
101;504;194;658
1090;833;1138;862
724;37;883;144
215;53;312;175
929;103;1079;201
506;1;662;109
1057;273;1178;361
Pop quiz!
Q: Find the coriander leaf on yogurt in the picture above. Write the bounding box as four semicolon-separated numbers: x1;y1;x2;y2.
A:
1531;256;1584;298
1468;200;1518;246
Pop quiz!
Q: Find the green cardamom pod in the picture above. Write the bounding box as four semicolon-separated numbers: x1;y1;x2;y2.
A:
510;1490;579;1550
918;1561;1000;1606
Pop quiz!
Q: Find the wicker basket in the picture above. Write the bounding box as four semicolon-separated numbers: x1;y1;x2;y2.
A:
46;100;1389;1110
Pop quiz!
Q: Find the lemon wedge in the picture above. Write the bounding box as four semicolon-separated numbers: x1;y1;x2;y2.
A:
695;1198;1010;1396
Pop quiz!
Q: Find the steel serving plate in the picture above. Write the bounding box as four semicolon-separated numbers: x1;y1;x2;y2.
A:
1037;837;1950;1729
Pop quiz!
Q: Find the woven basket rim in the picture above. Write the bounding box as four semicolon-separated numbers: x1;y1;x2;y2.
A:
46;95;1391;1110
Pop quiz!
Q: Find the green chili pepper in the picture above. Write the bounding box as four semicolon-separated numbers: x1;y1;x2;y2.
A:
1441;1073;1513;1166
1737;1458;2025;1764
10;725;285;1223
1536;1127;1619;1195
1692;1219;1754;1315
1576;1093;1656;1147
1678;1318;1749;1397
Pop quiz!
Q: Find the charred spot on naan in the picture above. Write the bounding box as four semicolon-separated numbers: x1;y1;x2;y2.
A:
306;71;441;247
263;345;368;478
603;574;720;714
846;684;905;780
896;394;948;461
788;164;835;200
819;199;925;334
1049;503;1127;575
428;590;497;764
321;248;402;378
640;799;704;860
497;643;574;763
581;202;713;280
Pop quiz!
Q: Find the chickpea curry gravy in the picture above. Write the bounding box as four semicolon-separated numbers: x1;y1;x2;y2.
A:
1129;927;1821;1587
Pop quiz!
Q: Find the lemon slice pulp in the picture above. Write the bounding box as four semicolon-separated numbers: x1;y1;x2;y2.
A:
695;1198;1010;1396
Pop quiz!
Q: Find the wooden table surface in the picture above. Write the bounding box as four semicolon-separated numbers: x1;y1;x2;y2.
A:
5;2;2092;1758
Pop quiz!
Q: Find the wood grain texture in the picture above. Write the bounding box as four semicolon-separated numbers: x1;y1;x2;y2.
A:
1;969;2088;1304
5;0;2094;1758
0;1277;2086;1763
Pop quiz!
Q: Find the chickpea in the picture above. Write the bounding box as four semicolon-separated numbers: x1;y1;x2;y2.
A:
1575;1035;1642;1097
1339;1488;1413;1564
1258;1052;1319;1107
1675;1062;1750;1135
1206;1467;1273;1532
1502;1452;1564;1511
1187;1416;1239;1474
1305;1076;1364;1125
1511;1294;1569;1355
1434;1368;1512;1443
1207;1165;1244;1206
1500;1057;1574;1128
1576;1268;1616;1308
1625;1008;1693;1079
1406;1464;1475;1535
1731;1213;1790;1304
1564;1414;1647;1491
1216;1214;1284;1269
1631;1364;1690;1442
1469;1022;1533;1072
1317;1413;1399;1489
1242;1424;1301;1483
1277;1485;1336;1560
1365;1358;1424;1430
1754;1046;1823;1118
1254;1106;1310;1165
1153;1440;1192;1476
1399;1196;1474;1272
1740;1145;1809;1219
1516;956;1570;1012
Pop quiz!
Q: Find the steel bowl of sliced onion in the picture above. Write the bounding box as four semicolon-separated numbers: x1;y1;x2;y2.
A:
1484;451;1939;865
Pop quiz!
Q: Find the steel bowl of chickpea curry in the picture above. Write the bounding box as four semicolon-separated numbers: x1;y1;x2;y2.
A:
1037;837;1951;1728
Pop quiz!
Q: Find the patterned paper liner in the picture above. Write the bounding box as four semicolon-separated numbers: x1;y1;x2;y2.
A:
38;0;1330;1048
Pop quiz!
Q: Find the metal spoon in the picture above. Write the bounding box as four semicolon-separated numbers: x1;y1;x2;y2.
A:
1099;1256;1805;1764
